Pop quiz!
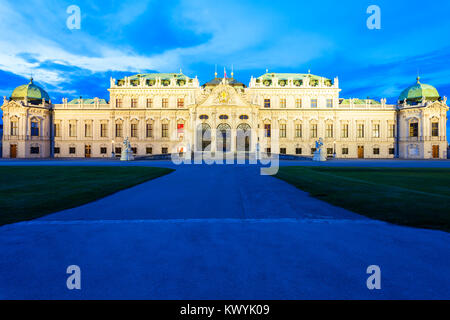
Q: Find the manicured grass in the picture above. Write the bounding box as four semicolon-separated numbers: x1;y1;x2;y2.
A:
275;167;450;232
0;166;174;226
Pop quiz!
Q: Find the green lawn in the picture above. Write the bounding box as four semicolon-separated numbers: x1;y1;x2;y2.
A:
275;167;450;232
0;166;174;226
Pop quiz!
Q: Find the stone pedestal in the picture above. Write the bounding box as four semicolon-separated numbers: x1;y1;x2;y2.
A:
313;148;327;161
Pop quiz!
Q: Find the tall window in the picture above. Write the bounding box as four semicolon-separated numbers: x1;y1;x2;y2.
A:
10;121;18;136
100;124;108;138
326;99;333;108
341;124;349;138
388;124;396;138
54;123;61;137
295;99;302;108
295;124;302;138
432;122;439;137
310;124;318;138
162;98;168;108
131;123;138;138
116;99;122;108
131;98;138;108
357;124;365;138
311;99;318;108
177;123;184;135
69;123;76;137
280;98;286;108
264;124;271;137
264;99;271;108
409;123;418;137
146;98;153;108
31;120;39;137
115;123;123;137
162;124;169;138
177;98;184;108
146;124;153;138
372;124;380;138
85;123;92;137
326;124;333;138
280;124;287;138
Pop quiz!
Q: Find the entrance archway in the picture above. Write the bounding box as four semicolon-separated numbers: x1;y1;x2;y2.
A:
217;123;231;152
236;123;251;152
196;123;211;151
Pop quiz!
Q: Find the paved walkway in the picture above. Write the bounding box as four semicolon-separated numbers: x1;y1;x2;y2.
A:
0;160;449;299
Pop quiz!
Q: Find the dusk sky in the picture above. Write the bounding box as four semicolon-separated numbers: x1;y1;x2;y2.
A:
0;0;449;135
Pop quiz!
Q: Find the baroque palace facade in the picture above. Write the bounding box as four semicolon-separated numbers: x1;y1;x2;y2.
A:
1;71;448;159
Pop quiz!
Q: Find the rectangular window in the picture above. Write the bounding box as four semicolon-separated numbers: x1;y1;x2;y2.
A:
100;124;108;138
432;122;439;137
162;147;168;154
69;123;76;137
85;123;92;137
264;124;271;137
115;123;123;137
266;148;271;155
131;123;138;138
280;148;287;154
177;98;184;108
295;124;302;138
409;123;418;137
131;98;138;108
146;124;153;138
54;147;60;154
146;98;153;108
388;124;396;138
342;148;349;155
10;121;18;136
280;124;287;138
311;99;317;108
327;148;334;155
264;99;271;108
373;124;380;138
131;147;137;154
326;99;333;108
296;148;302;155
341;124;349;138
31;121;39;137
295;99;302;108
389;148;395;155
54;123;61;137
116;99;122;108
162;124;169;138
373;148;380;155
69;147;76;154
30;147;40;154
326;124;333;138
177;123;184;135
162;98;168;108
311;148;316;155
115;147;122;155
146;147;153;155
101;147;107;154
357;124;365;138
280;98;286;108
310;124;318;138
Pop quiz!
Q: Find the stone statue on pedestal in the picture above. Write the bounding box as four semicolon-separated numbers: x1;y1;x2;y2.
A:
120;137;134;161
313;138;327;161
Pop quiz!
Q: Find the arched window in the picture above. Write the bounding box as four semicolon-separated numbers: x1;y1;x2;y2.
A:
197;123;211;151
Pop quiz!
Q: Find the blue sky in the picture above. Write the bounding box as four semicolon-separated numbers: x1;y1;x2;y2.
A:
0;0;449;136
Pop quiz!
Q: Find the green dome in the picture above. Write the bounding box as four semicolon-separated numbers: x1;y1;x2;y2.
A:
398;77;440;103
11;78;50;102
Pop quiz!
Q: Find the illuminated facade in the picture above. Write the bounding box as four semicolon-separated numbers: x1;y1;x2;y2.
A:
1;72;448;159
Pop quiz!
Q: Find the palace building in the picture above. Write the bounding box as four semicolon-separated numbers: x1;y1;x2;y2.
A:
1;71;448;159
